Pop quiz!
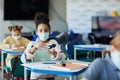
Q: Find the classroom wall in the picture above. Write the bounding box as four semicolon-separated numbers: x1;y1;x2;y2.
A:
67;0;120;41
0;0;67;42
67;0;120;34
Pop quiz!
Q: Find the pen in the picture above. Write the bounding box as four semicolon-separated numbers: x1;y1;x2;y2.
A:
42;62;56;64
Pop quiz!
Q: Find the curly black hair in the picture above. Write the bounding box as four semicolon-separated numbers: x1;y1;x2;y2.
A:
34;12;50;30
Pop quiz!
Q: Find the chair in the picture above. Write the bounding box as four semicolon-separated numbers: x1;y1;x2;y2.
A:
4;57;30;80
88;33;96;44
88;33;102;59
31;31;38;41
55;32;69;45
49;31;60;38
55;32;69;58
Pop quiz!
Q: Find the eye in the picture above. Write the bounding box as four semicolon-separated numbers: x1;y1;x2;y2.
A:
45;29;49;32
39;30;42;32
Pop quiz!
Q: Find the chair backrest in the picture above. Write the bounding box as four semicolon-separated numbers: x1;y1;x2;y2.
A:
88;33;96;44
49;31;60;38
55;32;69;45
32;31;38;41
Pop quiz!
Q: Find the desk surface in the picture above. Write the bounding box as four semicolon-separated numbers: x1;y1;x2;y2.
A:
22;60;88;76
74;44;110;51
2;48;23;55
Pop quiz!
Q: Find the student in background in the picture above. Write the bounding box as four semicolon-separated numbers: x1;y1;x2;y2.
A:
2;25;30;67
81;31;120;80
21;12;66;80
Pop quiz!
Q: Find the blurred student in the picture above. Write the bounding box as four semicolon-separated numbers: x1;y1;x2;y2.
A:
81;31;120;80
21;12;66;80
2;25;30;67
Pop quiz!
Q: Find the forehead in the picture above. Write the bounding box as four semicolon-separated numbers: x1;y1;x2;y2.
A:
11;29;20;32
37;24;49;30
11;28;21;31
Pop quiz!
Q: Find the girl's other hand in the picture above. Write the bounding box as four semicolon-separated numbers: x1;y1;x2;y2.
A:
48;49;57;58
10;44;21;49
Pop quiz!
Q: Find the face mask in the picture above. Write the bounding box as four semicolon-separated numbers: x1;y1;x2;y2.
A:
111;50;120;70
38;32;49;41
12;35;21;40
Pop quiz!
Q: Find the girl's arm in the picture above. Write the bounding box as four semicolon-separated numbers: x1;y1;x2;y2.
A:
21;41;36;63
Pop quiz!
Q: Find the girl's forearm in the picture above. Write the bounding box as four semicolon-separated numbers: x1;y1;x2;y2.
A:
29;47;37;54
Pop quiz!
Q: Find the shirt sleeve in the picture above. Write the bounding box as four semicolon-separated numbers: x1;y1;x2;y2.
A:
21;41;35;63
53;39;62;52
22;37;31;47
82;58;104;80
50;39;66;60
2;37;9;44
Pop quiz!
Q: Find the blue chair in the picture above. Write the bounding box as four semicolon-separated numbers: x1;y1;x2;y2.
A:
32;31;38;41
88;33;102;59
49;31;60;38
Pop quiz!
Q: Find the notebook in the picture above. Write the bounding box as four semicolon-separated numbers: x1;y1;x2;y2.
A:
50;63;88;71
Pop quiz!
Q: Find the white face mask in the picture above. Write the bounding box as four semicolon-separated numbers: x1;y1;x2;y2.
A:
38;32;49;41
111;50;120;70
12;35;21;40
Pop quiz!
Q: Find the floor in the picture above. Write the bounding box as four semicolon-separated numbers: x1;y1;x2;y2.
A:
0;72;82;80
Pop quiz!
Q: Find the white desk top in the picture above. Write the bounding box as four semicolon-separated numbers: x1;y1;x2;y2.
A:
2;48;23;55
22;60;89;72
74;44;110;50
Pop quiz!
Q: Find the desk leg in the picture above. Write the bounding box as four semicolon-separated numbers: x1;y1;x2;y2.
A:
69;75;78;80
24;67;28;80
93;51;96;59
1;51;4;80
69;76;73;80
74;75;78;80
102;52;104;59
74;48;77;60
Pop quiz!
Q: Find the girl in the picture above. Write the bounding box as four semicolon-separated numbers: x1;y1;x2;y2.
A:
21;12;66;80
2;25;30;67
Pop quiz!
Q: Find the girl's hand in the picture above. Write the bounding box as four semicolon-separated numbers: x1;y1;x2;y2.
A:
48;49;57;58
29;42;46;54
10;44;21;49
10;44;16;49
